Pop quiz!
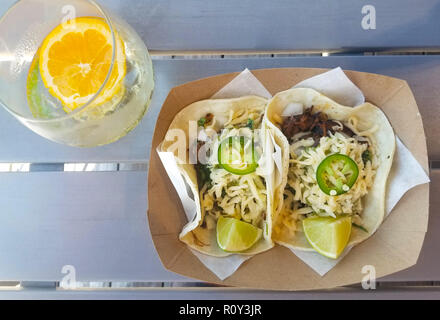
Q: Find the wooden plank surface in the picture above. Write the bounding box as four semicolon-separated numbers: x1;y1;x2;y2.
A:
0;55;439;163
2;0;440;52
87;0;440;51
0;171;187;282
0;169;435;284
1;286;440;300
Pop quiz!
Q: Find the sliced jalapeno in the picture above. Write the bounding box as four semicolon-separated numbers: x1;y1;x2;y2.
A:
218;136;258;175
316;154;359;196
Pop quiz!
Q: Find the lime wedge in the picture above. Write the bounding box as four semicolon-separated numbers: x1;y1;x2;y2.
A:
216;217;262;252
302;216;352;259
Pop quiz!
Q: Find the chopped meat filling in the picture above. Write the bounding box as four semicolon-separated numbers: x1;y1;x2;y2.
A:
281;106;360;147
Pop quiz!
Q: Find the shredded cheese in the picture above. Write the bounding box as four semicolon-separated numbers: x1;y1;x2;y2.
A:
198;107;267;230
276;116;378;239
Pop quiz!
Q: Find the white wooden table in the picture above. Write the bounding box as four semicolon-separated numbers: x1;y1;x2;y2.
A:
0;0;439;299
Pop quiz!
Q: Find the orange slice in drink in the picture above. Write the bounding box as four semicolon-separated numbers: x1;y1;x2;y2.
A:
39;17;126;113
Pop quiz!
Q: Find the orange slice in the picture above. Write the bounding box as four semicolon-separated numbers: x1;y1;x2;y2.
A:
39;17;126;113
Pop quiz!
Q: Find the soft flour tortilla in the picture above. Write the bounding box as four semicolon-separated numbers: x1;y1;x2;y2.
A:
265;88;396;251
161;96;276;257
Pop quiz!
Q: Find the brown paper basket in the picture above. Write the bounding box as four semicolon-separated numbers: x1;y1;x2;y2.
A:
147;68;429;291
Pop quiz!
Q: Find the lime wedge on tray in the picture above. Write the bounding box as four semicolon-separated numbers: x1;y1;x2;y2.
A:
216;216;262;252
302;216;352;259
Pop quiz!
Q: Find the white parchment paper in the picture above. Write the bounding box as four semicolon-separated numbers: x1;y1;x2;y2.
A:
157;68;430;279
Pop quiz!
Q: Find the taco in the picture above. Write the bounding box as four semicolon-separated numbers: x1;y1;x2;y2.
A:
161;96;277;257
265;88;396;258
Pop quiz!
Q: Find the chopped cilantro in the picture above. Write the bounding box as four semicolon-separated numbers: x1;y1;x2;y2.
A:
195;164;212;187
362;150;371;164
198;117;206;127
352;223;368;233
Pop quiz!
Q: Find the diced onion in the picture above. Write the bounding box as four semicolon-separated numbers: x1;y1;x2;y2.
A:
282;102;303;117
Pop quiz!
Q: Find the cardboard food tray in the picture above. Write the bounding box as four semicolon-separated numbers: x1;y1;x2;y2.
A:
147;68;429;291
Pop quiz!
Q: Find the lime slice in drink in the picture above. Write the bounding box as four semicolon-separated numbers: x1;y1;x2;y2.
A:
302;216;352;259
216;216;262;252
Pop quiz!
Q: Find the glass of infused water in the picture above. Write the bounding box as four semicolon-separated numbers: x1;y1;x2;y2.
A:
0;0;154;147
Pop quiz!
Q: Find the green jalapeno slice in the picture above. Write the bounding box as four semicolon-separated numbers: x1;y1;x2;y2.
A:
218;136;258;175
316;154;359;196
